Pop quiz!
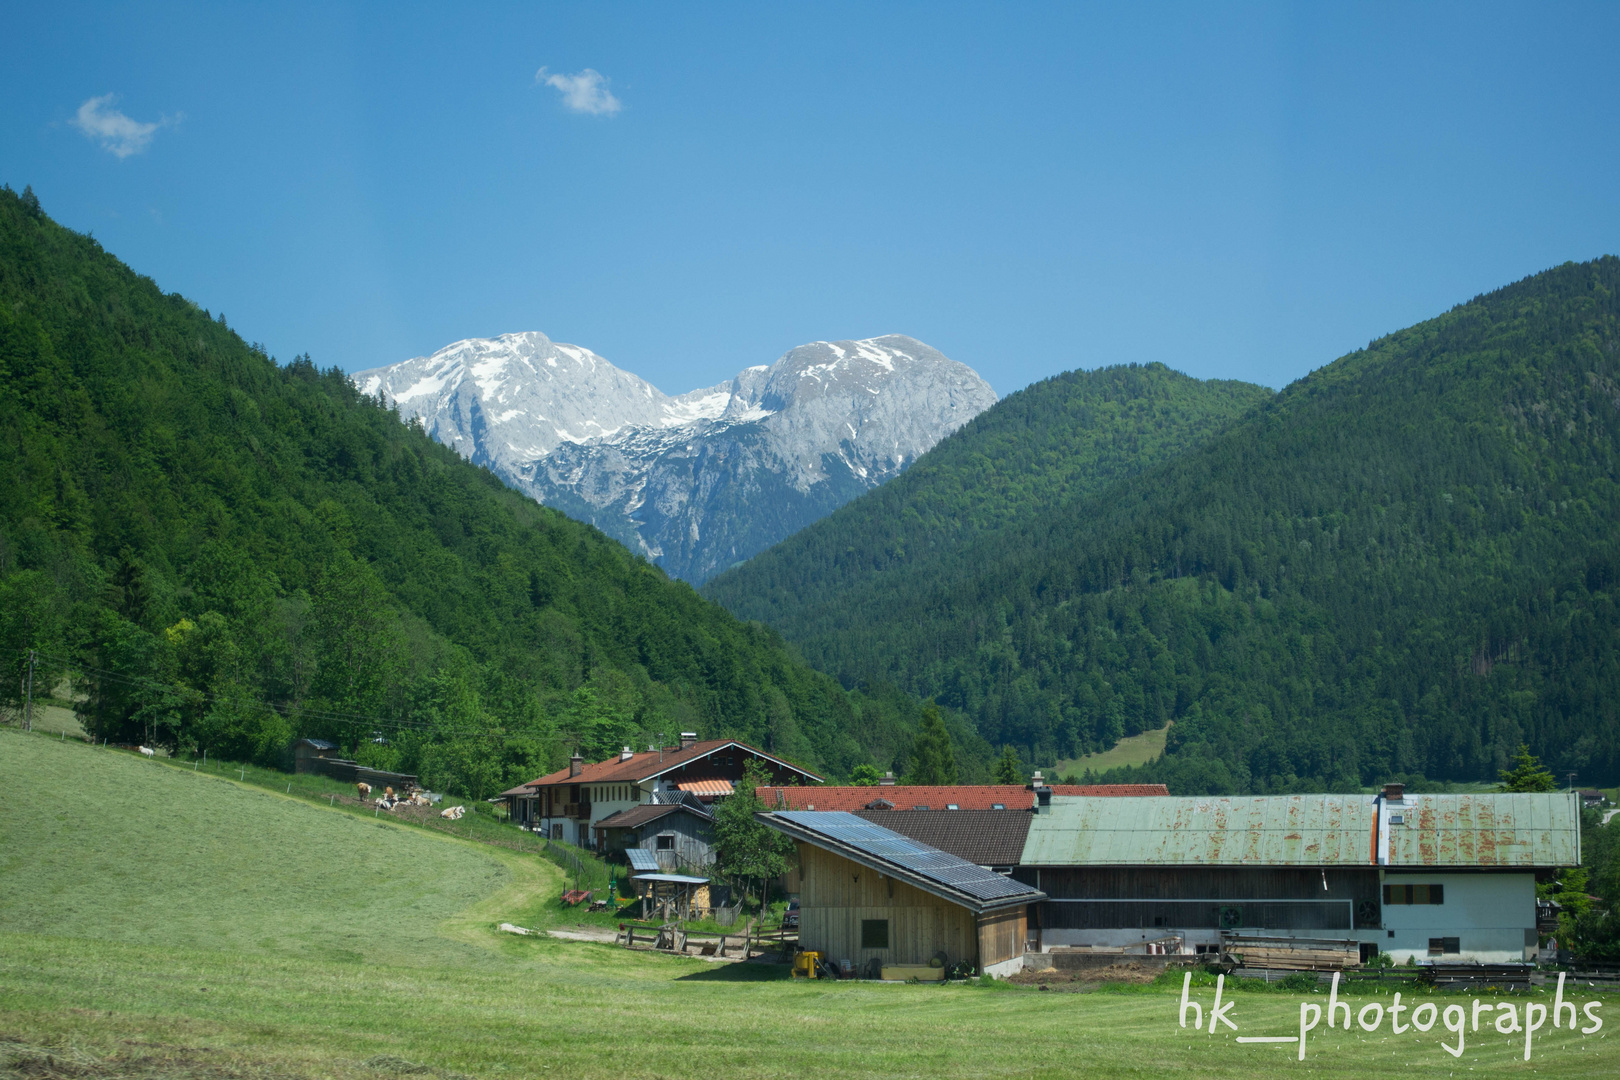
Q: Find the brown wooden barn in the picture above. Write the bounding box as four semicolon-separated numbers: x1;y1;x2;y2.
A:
762;811;1044;978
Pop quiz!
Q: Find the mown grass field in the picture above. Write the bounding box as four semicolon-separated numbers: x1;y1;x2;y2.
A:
2;728;1615;1080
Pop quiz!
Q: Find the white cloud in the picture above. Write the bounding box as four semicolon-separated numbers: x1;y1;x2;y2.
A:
535;67;622;116
71;94;175;158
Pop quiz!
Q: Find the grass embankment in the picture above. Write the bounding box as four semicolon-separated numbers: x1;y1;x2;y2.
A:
2;728;1615;1080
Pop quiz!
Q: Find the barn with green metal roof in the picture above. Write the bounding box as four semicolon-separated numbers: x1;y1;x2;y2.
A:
1015;784;1580;964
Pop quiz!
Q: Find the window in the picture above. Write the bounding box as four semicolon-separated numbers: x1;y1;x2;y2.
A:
991;803;1006;810
946;804;959;810
913;805;930;810
1383;884;1445;905
656;834;675;850
1428;937;1460;956
861;919;889;949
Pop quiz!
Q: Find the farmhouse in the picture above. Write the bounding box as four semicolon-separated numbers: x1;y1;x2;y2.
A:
499;733;821;848
763;811;1045;978
1014;785;1581;964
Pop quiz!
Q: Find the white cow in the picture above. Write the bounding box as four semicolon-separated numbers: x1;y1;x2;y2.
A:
440;805;465;820
138;746;155;758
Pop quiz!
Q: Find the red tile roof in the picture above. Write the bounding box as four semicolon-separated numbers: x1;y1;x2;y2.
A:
516;740;822;790
755;783;1167;812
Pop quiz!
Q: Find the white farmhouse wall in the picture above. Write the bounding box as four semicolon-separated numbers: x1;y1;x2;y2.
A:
1379;871;1536;963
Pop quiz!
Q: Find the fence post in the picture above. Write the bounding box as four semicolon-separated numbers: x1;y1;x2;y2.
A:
23;650;36;732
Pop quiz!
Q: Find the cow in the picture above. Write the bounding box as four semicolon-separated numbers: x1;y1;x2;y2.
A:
356;782;372;799
138;746;155;758
440;805;465;820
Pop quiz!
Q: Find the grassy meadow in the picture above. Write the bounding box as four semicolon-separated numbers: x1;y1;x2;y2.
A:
1055;723;1171;776
3;727;1616;1080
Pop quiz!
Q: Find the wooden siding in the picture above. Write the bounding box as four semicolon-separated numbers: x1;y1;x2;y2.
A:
976;907;1026;967
1014;866;1380;902
798;843;980;968
604;812;716;873
1014;866;1382;932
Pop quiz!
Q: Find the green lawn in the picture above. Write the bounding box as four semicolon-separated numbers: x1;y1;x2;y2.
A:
1055;723;1171;776
3;728;1615;1080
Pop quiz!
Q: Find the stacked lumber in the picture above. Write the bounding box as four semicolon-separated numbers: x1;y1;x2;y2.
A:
1226;943;1357;971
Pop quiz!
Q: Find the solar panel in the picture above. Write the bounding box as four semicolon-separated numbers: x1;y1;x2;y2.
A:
626;849;660;871
774;812;1038;903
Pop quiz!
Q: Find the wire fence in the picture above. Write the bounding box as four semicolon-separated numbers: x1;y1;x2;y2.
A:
538;839;615;894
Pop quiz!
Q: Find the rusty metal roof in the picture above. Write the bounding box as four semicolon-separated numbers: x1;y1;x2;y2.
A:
1022;795;1373;866
1020;793;1579;868
1383;792;1580;868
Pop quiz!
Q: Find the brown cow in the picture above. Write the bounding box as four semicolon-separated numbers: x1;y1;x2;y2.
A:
357;782;372;799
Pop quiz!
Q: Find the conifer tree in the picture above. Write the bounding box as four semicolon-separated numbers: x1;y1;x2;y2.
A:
993;745;1024;784
1497;744;1558;792
909;704;957;785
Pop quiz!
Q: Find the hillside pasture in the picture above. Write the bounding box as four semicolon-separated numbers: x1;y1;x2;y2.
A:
1056;723;1170;776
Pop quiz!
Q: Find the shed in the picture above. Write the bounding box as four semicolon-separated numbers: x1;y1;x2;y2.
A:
762;811;1044;978
631;873;711;921
291;738;339;774
594;799;716;872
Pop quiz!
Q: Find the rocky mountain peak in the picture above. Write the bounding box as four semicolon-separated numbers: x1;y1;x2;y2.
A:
355;332;997;581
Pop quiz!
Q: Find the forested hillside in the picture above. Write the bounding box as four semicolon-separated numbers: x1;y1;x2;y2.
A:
0;186;964;793
710;258;1620;792
706;363;1270;635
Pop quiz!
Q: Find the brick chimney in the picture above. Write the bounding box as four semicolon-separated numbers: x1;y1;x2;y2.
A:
679;732;698;751
569;753;584;778
879;771;896;786
1382;782;1405;802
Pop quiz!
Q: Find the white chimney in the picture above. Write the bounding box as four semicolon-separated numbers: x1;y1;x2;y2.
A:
620;746;634;762
879;771;896;786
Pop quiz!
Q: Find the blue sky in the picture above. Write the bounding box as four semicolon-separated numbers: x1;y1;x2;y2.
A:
3;3;1618;397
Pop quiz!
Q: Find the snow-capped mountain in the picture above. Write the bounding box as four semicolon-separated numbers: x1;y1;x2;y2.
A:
354;332;996;582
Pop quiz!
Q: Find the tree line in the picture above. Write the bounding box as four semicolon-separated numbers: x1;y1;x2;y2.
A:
0;186;982;796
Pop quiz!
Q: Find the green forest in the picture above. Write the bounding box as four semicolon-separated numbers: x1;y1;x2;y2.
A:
710;258;1620;793
706;362;1271;624
0;187;982;795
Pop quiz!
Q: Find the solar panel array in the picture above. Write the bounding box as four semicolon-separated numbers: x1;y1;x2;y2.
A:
626;849;661;872
775;811;1040;903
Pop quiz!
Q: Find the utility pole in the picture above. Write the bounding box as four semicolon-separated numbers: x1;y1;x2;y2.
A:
23;650;36;732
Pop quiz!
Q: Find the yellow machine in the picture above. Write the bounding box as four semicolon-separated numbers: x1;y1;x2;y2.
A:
792;950;822;978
